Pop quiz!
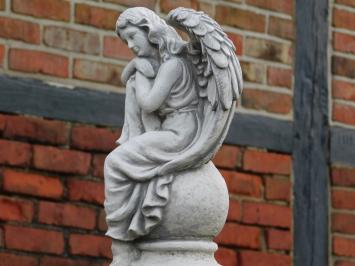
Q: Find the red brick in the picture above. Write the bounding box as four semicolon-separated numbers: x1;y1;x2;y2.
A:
215;223;260;249
0;139;31;166
268;16;294;40
267;66;292;88
104;0;155;9
333;56;355;79
336;0;355;7
333;79;355;102
69;234;111;258
266;229;292;251
9;49;68;78
3;115;68;145
332;166;355;186
242;89;292;114
33;145;91;175
71;125;118;152
92;154;106;178
241;61;266;84
12;0;70;21
39;201;96;229
245;37;292;64
265;177;291;202
227;32;243;56
0;17;40;44
0;196;33;222
332;189;355;210
333;8;355;31
246;0;293;14
334;32;355;55
40;256;106;266
0;114;6;132
243;149;291;175
332;213;355;234
215;248;238;266
73;59;123;86
0;44;4;66
215;6;266;33
336;261;355;266
68;180;104;205
243;202;292;228
333;236;355;257
0;227;2;247
222;170;262;198
239;251;291;266
5;225;64;254
160;0;198;13
0;253;37;266
198;2;215;17
213;145;241;168
103;36;134;61
227;200;242;222
3;169;63;198
75;4;119;30
333;103;355;126
44;26;100;55
98;209;108;231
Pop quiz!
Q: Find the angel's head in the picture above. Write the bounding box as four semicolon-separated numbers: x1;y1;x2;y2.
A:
116;7;186;61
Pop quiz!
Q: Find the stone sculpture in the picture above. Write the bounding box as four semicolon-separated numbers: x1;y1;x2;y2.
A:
104;6;243;266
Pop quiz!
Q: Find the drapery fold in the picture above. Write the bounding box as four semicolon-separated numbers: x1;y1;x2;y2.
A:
104;57;235;241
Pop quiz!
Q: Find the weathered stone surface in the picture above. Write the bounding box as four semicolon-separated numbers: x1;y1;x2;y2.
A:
103;6;243;266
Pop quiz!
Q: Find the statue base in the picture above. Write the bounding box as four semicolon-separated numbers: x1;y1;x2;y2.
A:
110;161;228;266
131;240;220;266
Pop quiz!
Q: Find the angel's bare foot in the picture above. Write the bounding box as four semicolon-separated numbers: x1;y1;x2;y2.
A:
110;240;140;266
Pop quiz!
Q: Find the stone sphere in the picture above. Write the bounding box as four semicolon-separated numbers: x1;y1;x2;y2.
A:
147;161;229;240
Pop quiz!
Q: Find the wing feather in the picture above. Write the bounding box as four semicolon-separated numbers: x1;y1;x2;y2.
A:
182;15;199;27
167;7;243;110
221;43;231;56
206;48;228;68
202;34;221;50
206;77;218;109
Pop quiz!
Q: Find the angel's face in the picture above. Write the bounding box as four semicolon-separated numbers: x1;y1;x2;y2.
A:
120;25;156;57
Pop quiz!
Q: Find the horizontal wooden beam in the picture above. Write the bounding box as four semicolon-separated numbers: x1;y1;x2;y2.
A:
0;74;293;153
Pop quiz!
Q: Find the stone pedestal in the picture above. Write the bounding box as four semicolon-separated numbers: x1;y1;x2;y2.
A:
112;161;229;266
133;240;218;266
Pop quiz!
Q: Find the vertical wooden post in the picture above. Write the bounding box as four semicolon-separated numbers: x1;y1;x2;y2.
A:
293;0;330;265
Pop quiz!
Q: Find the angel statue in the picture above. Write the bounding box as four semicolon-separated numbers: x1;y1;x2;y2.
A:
104;6;243;266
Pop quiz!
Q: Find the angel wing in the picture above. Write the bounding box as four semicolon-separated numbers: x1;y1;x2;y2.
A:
167;7;243;111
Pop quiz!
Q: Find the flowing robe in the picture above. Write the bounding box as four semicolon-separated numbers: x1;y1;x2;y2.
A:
104;57;234;241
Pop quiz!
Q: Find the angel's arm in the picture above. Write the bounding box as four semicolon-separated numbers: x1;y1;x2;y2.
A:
135;58;183;113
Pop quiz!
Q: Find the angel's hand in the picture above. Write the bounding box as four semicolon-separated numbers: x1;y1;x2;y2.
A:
121;58;156;85
121;59;137;85
134;58;155;78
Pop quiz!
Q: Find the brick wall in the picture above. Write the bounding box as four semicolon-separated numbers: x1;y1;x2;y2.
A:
0;112;293;266
0;0;295;117
214;147;292;266
0;114;117;265
330;0;355;265
0;0;297;265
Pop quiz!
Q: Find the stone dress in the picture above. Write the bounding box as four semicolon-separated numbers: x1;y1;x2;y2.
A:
104;56;234;241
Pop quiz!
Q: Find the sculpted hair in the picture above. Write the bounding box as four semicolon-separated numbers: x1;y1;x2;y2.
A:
116;7;186;61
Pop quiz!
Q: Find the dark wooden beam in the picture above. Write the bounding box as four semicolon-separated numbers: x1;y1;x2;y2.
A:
293;0;330;265
0;75;125;127
226;113;293;153
0;74;293;153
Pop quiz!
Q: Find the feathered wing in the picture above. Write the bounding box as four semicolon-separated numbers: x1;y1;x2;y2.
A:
158;8;243;175
167;7;243;111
